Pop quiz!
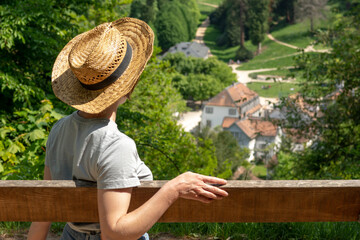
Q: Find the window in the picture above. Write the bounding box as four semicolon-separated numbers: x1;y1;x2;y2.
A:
231;131;239;140
258;143;267;149
229;108;236;115
205;107;213;114
206;120;212;127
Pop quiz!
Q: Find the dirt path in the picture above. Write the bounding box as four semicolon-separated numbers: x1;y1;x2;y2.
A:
198;2;218;8
177;110;202;132
267;33;298;49
267;33;330;53
193;17;210;46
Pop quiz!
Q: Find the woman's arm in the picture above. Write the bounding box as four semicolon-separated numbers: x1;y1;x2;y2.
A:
27;166;52;240
98;172;228;240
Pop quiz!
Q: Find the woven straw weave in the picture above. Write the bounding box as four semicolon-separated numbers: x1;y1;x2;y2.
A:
52;18;154;114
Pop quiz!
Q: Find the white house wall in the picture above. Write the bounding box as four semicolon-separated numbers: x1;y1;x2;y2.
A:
201;105;239;128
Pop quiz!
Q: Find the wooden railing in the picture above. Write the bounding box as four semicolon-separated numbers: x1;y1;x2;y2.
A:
1;180;360;222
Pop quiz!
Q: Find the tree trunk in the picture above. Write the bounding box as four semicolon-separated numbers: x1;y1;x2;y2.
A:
257;42;262;55
240;22;245;47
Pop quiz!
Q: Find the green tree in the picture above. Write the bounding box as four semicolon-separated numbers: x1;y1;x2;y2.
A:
155;3;190;50
247;0;270;54
272;0;297;23
0;100;63;180
0;0;82;111
130;0;158;24
295;0;328;32
193;126;249;179
210;0;245;47
131;0;200;50
273;4;360;180
163;53;237;101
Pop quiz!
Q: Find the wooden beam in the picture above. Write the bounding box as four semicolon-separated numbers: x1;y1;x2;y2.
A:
0;180;360;222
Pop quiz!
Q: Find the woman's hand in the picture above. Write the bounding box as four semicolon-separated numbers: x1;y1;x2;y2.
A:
166;172;228;203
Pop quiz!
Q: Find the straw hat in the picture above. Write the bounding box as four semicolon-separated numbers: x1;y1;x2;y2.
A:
51;17;154;114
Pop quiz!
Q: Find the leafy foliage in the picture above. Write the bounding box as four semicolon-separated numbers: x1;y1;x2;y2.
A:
235;46;254;61
247;0;270;53
273;4;360;179
130;0;200;51
272;0;297;23
0;0;81;110
163;53;237;101
295;0;328;32
210;0;246;47
210;0;270;59
192;126;249;179
0;100;63;180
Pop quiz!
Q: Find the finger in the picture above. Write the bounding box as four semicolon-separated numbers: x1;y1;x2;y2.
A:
195;188;219;200
203;184;229;197
181;192;214;203
201;175;227;185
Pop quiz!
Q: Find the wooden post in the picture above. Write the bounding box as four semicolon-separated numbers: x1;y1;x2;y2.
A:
0;180;360;222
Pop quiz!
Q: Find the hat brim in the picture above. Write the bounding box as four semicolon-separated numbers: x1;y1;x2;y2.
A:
51;18;154;114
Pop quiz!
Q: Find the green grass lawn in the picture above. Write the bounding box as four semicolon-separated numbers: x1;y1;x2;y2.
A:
203;25;243;62
251;165;267;178
248;68;307;82
247;82;299;98
150;222;360;240
2;221;360;240
270;20;316;49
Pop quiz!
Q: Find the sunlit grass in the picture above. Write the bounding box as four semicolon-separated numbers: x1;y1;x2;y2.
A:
252;165;267;178
150;222;360;240
247;82;300;98
270;20;316;49
248;68;307;83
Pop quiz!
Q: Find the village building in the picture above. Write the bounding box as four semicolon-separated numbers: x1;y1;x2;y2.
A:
201;82;281;161
201;82;261;128
222;117;282;161
164;42;210;59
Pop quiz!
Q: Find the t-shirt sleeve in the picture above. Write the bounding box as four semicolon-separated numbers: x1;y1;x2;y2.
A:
96;136;141;189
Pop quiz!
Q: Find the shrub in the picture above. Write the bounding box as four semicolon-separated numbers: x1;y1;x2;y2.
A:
235;46;254;61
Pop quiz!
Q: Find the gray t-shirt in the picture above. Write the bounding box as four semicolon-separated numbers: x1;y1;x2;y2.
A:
45;111;153;233
45;111;152;188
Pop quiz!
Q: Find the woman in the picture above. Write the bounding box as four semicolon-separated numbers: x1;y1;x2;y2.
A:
27;17;228;240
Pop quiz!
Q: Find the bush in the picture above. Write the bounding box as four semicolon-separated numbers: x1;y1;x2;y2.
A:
235;46;254;61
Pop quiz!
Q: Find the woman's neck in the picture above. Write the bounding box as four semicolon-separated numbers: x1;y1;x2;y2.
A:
76;96;128;122
77;109;117;122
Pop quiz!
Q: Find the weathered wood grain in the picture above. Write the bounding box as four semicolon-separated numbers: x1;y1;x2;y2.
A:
0;180;359;222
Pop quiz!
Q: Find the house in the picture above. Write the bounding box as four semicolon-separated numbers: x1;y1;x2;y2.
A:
222;117;282;161
164;42;210;59
201;82;261;128
282;128;313;152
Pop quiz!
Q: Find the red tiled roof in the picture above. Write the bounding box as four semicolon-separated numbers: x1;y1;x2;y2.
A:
205;83;258;107
235;119;277;139
227;83;258;105
222;117;238;128
206;89;236;107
